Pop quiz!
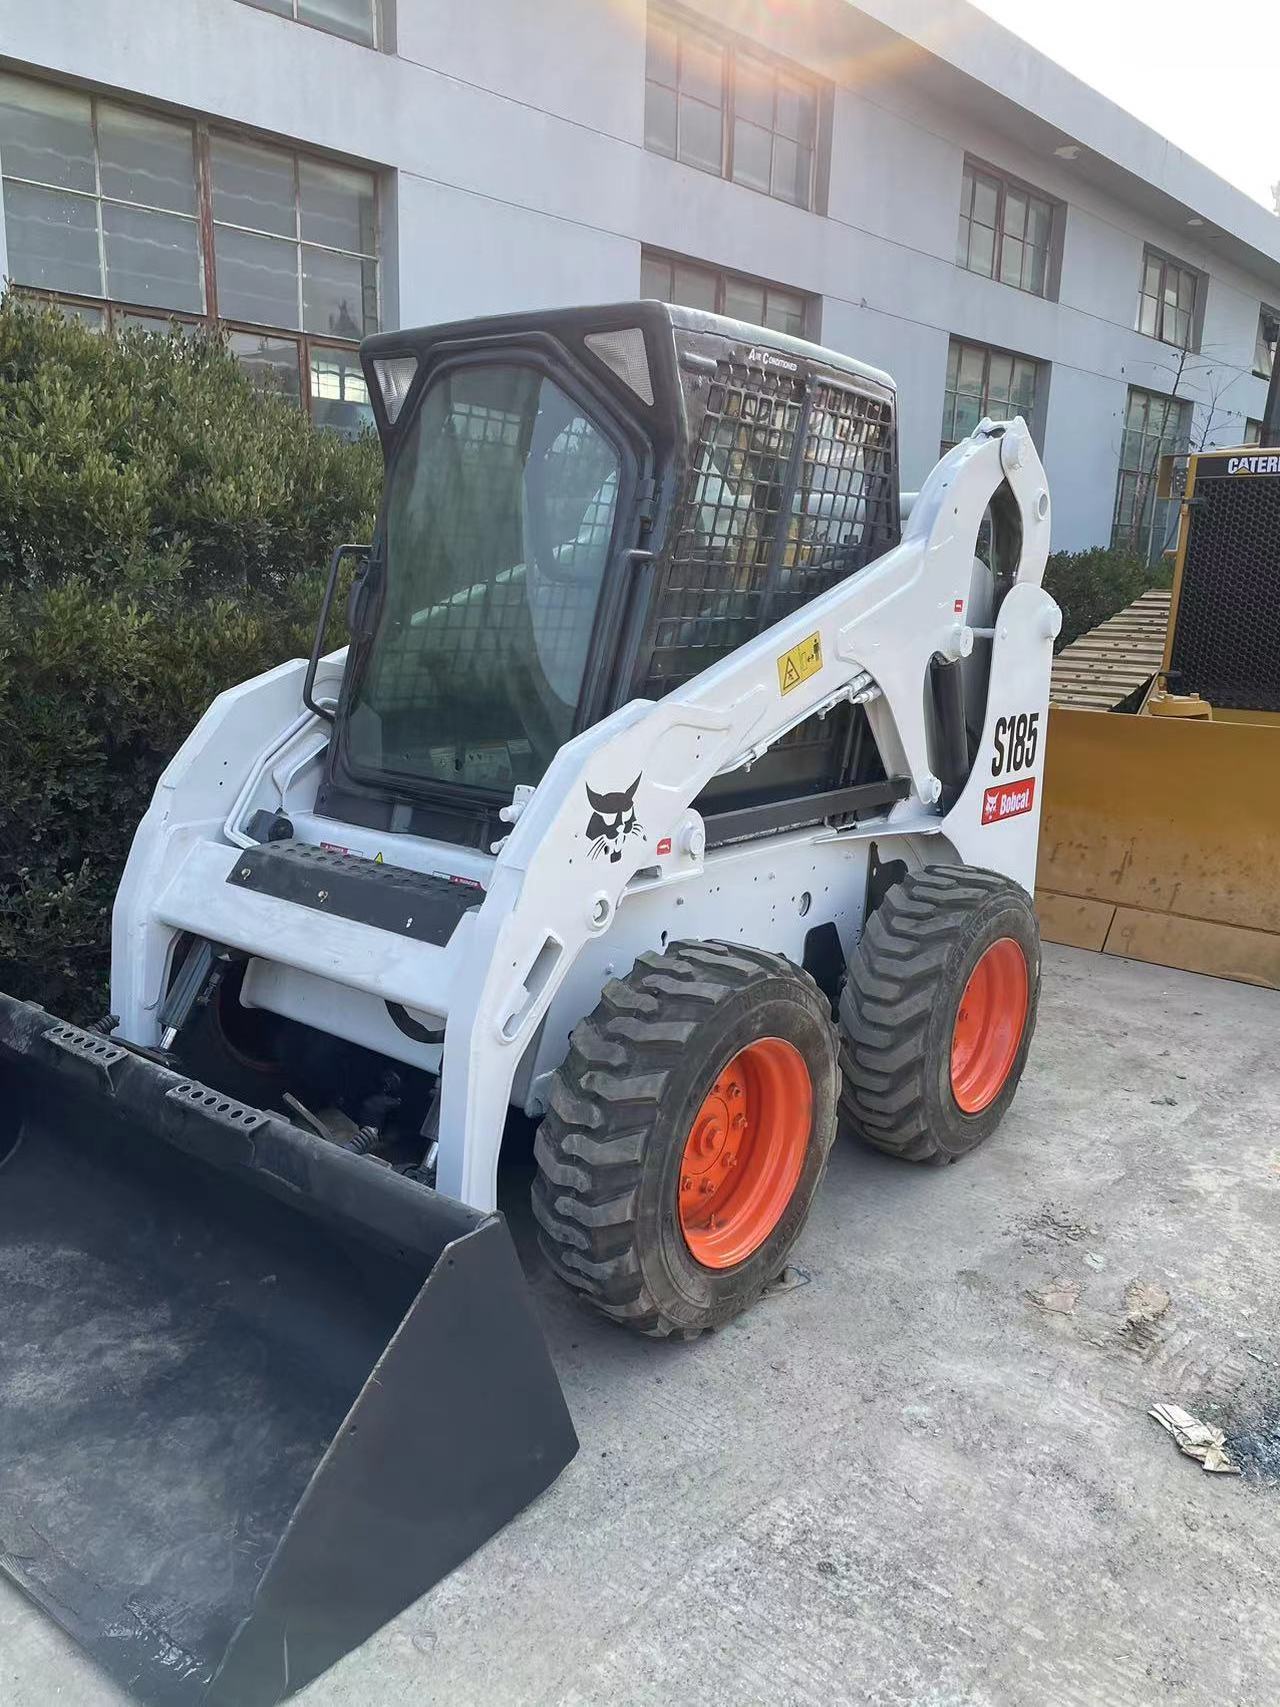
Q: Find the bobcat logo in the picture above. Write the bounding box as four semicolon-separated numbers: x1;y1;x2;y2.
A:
586;776;644;863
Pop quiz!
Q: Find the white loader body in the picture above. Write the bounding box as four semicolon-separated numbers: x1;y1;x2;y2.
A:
112;416;1056;1213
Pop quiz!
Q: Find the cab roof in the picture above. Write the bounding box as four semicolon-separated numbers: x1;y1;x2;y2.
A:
362;299;895;396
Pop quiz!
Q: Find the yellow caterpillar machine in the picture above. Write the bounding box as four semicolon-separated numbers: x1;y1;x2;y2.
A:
1037;443;1280;988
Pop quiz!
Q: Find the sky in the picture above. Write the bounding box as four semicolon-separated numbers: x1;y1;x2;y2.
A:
967;0;1280;210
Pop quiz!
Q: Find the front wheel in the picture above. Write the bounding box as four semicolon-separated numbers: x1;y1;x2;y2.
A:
838;865;1040;1164
174;957;287;1108
532;941;838;1338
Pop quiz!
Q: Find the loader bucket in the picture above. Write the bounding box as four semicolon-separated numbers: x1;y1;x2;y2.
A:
1036;707;1280;988
0;993;577;1707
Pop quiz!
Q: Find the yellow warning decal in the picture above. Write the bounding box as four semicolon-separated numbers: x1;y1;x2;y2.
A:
777;632;823;696
374;851;384;864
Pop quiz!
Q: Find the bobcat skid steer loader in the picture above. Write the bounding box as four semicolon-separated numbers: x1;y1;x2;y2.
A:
0;302;1058;1705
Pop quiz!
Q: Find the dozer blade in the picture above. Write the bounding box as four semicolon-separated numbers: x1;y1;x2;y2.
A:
0;993;577;1707
1037;708;1280;988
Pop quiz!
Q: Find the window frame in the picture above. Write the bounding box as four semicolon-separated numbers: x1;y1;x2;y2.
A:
644;2;827;214
17;285;375;431
955;155;1061;301
0;85;207;314
1111;384;1192;562
639;245;814;340
207;132;379;338
1243;417;1264;446
1253;304;1279;380
0;74;381;435
1135;246;1203;352
940;335;1046;456
235;0;383;51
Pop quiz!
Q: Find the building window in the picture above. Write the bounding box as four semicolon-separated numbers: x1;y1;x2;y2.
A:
0;72;378;436
1112;386;1192;561
308;343;373;436
0;77;204;312
1254;306;1279;379
955;160;1054;297
1244;418;1264;445
238;0;380;49
1136;248;1199;349
640;248;810;339
941;338;1040;454
644;7;821;210
210;137;378;339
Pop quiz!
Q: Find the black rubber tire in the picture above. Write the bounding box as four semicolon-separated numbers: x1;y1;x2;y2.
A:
174;960;287;1108
532;941;838;1339
838;865;1040;1165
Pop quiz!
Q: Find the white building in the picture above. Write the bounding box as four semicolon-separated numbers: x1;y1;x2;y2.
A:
2;0;1277;554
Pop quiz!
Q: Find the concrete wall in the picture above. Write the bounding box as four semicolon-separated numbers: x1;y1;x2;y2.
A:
2;0;1278;550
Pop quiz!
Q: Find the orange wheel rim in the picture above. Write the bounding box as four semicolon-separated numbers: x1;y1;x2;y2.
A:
950;938;1029;1115
677;1037;811;1270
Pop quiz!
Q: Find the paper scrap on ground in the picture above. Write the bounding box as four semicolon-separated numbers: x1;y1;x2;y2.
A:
1149;1403;1240;1474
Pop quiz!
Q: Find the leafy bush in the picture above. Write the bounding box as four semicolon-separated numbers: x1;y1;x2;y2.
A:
1042;544;1170;652
0;296;381;1019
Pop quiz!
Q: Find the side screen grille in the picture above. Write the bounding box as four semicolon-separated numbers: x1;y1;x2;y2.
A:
1171;471;1280;711
643;362;806;695
797;379;899;590
640;361;898;698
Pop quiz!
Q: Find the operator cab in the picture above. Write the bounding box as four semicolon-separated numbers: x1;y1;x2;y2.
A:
314;301;902;850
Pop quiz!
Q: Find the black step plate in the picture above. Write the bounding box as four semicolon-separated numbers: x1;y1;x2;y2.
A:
226;839;484;946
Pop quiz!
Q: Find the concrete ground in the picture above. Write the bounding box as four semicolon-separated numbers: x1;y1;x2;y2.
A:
5;945;1280;1706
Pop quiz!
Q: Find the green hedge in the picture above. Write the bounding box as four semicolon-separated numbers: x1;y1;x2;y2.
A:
1042;543;1169;651
0;296;380;1020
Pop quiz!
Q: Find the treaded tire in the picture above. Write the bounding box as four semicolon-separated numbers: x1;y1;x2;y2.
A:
533;941;838;1339
838;865;1040;1164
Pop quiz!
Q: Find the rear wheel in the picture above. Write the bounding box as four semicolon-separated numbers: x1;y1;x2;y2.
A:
533;941;838;1338
838;866;1039;1164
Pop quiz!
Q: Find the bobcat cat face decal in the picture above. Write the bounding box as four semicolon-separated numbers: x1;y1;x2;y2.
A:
585;775;644;863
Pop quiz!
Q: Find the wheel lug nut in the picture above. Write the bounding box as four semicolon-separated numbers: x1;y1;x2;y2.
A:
723;1152;737;1168
681;1175;693;1191
728;1082;742;1099
699;1179;715;1195
732;1112;747;1130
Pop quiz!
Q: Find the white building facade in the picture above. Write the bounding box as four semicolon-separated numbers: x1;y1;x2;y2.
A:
2;0;1278;554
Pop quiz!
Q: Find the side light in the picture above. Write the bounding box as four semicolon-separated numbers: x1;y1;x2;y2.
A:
372;356;419;423
584;328;654;406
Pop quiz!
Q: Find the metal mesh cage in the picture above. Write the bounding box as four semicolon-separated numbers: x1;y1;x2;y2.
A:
634;353;898;811
790;378;899;594
1171;471;1280;712
640;362;897;698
